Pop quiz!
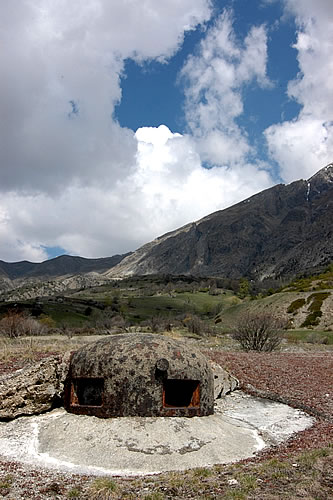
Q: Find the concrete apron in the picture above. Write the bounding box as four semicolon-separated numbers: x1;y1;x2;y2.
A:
0;391;314;476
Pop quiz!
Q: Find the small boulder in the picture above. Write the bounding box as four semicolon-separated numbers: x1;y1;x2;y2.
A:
0;352;71;420
210;361;239;399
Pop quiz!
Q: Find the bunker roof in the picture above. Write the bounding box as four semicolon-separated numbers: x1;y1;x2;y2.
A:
64;333;214;418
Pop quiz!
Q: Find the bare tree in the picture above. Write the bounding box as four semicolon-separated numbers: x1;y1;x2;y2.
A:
232;311;287;352
24;316;46;336
183;314;212;337
0;309;42;339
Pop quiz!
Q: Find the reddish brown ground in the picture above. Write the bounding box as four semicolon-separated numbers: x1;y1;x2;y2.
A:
207;351;333;459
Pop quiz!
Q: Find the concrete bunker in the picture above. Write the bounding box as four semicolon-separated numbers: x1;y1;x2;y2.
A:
64;333;214;417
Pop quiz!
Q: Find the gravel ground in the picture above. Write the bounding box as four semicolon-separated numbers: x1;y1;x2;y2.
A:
207;351;333;459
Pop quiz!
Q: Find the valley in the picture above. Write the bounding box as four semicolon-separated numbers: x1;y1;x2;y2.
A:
0;269;332;344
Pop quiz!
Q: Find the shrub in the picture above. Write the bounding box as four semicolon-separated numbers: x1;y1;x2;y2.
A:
183;315;210;336
0;310;44;338
39;314;57;330
301;311;322;327
307;292;330;310
183;315;203;335
287;298;306;314
306;332;329;344
237;278;250;298
232;312;287;352
301;292;330;327
144;316;163;333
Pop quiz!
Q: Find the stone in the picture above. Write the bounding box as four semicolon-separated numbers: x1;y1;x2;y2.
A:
210;361;239;399
0;352;71;420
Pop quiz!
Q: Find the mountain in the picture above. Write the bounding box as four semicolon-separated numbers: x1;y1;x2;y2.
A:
106;164;333;281
0;253;130;280
1;164;332;285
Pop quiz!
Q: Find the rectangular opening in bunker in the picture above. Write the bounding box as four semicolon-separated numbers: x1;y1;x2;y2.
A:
163;379;200;408
71;378;104;406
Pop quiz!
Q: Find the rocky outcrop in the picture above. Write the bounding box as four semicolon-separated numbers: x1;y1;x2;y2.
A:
106;163;333;281
210;361;239;399
0;353;71;420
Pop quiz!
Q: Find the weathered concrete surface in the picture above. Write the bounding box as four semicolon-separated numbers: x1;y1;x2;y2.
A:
215;391;314;445
0;353;71;420
65;334;214;418
0;391;314;476
210;361;239;399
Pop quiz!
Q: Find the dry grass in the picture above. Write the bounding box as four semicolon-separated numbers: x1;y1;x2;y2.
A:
0;335;106;376
0;446;332;499
89;477;119;499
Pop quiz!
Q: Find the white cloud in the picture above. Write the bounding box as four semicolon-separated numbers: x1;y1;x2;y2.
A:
8;1;333;264
0;125;272;261
180;9;270;165
265;118;333;182
265;0;333;181
0;0;215;261
0;3;278;263
0;203;49;262
0;0;212;194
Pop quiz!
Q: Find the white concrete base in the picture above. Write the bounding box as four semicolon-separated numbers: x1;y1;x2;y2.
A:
0;391;314;476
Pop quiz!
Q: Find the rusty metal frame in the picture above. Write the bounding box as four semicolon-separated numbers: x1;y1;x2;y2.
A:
162;379;200;409
70;377;104;408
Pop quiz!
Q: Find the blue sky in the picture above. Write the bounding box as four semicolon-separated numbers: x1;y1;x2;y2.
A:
115;0;303;189
0;0;332;262
116;0;300;145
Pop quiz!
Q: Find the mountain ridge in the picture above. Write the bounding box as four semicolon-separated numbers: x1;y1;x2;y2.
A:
0;253;130;280
105;163;333;281
1;164;332;284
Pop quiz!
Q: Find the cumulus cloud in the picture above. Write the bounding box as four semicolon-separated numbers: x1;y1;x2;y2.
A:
0;3;286;263
180;9;270;165
0;0;215;261
6;1;333;263
0;0;212;194
0;124;273;261
265;118;333;182
265;0;333;181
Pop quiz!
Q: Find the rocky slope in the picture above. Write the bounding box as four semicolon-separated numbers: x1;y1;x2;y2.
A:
0;273;113;301
106;164;333;281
